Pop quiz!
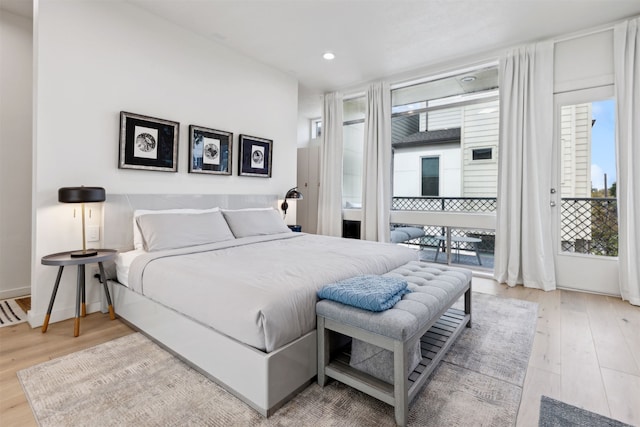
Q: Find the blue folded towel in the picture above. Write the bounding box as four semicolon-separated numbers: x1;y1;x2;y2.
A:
317;275;410;312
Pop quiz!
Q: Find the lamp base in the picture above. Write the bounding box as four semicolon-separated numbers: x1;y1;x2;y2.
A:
70;249;98;258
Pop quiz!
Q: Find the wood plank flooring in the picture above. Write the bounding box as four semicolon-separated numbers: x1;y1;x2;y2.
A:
472;278;640;427
1;281;639;426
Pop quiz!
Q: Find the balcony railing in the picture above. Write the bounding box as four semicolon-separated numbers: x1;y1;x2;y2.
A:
391;196;619;258
561;197;618;256
392;196;497;212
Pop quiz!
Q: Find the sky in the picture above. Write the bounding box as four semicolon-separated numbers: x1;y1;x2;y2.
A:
590;99;616;190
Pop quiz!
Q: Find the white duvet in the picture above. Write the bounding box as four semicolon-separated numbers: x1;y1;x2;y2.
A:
124;233;418;352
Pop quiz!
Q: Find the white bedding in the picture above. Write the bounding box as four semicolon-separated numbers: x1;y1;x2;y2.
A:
121;233;418;352
115;249;146;287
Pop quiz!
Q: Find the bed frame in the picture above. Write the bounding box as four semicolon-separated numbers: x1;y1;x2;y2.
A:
104;194;317;416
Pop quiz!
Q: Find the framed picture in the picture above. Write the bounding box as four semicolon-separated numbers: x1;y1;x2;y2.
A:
238;134;273;178
119;111;179;172
189;125;232;175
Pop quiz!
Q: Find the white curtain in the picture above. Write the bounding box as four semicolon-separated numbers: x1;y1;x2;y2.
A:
317;92;344;237
614;17;640;306
494;41;556;290
361;82;391;242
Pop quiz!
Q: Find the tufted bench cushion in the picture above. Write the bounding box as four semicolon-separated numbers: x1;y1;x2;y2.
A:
316;261;471;342
316;261;472;426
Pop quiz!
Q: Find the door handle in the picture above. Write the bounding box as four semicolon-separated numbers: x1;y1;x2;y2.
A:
550;201;556;207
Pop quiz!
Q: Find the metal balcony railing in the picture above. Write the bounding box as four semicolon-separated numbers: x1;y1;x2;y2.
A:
561;197;618;256
391;196;619;258
392;196;497;212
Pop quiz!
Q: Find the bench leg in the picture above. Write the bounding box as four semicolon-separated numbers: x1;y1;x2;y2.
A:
394;340;408;426
465;287;472;328
317;316;330;387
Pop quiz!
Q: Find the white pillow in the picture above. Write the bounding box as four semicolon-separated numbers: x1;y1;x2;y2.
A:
136;210;234;252
133;207;219;250
222;207;291;238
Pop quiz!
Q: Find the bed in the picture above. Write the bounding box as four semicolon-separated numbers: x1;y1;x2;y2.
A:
104;194;418;416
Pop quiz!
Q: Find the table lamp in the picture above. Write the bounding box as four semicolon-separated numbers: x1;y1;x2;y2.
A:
58;186;106;257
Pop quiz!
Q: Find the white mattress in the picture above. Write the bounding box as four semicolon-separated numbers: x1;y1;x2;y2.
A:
121;233;418;352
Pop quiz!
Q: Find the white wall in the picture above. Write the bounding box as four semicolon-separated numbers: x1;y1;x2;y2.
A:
30;0;299;326
0;9;32;299
393;143;461;197
297;84;323;148
554;30;614;93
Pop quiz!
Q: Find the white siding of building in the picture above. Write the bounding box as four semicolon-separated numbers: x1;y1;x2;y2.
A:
560;104;592;198
462;100;500;197
427;107;461;130
560;103;592;242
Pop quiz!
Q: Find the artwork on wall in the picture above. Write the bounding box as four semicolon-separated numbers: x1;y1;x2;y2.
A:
238;134;273;178
119;111;179;172
189;125;232;175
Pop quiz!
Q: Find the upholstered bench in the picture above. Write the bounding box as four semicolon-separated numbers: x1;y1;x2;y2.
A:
316;261;472;426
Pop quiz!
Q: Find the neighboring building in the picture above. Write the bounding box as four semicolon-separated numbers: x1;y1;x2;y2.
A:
559;103;593;248
560;103;592;198
392;98;500;198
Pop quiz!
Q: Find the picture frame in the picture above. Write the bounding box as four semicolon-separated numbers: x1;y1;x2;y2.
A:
238;134;273;178
189;125;233;175
119;111;179;172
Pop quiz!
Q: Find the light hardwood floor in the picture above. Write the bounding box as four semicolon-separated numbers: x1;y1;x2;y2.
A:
471;278;640;427
1;280;639;426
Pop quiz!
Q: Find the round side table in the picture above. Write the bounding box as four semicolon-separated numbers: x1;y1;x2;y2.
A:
41;249;117;337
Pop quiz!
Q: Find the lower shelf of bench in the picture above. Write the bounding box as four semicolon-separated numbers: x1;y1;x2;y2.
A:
324;307;470;406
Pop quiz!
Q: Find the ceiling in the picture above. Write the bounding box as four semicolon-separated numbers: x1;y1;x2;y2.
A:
3;0;640;93
127;0;640;93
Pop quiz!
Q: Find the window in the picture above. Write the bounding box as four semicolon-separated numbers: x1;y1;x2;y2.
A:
472;148;492;160
391;66;500;200
421;157;440;196
342;96;366;208
558;98;617;256
389;65;499;271
311;119;322;139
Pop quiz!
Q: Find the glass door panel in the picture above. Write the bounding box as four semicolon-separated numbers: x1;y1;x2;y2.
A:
553;88;619;295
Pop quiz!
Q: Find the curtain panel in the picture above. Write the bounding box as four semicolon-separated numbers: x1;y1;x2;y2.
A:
317;92;344;237
361;82;391;242
614;17;640;306
494;42;557;290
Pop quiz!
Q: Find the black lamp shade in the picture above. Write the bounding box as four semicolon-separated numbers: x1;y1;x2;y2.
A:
284;187;303;200
58;187;106;203
281;187;303;215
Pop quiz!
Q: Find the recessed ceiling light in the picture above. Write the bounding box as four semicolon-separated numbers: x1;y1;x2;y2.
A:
323;52;335;61
461;75;476;83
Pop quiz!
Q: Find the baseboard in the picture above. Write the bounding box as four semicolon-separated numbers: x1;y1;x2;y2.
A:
27;301;104;328
0;286;31;300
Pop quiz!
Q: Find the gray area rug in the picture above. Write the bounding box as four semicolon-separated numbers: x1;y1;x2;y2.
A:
18;292;537;426
539;396;633;427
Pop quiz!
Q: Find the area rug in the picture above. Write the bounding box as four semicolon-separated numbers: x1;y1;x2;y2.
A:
538;396;633;427
17;292;537;426
0;297;28;328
